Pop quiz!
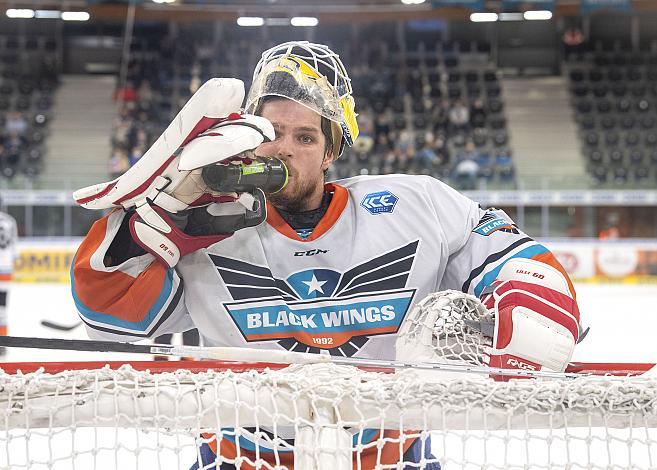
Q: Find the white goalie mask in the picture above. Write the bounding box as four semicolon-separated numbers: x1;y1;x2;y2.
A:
245;41;359;156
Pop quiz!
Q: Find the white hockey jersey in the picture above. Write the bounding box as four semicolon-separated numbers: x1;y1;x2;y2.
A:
72;174;574;360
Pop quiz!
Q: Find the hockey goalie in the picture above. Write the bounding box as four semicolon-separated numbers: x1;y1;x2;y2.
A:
71;41;581;469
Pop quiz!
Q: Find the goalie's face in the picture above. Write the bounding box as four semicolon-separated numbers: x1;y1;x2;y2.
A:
255;98;335;212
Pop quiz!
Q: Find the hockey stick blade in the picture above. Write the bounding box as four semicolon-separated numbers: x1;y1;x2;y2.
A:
40;320;82;332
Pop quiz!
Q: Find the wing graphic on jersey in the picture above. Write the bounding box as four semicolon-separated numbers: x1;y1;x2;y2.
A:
212;240;420;358
209;254;299;301
334;240;419;297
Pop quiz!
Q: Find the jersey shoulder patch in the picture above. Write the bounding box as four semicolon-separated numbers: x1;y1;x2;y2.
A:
473;210;519;236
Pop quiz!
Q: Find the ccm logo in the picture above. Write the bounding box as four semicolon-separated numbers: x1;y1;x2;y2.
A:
506;358;537;371
294;249;329;257
516;269;545;280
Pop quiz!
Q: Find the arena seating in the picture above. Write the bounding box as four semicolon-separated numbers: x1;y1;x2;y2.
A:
335;36;513;190
0;35;57;181
568;50;657;187
110;26;514;190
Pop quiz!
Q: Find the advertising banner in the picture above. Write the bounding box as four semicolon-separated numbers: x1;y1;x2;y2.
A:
580;0;632;14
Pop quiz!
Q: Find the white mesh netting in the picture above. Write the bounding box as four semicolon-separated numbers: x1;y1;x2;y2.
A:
1;361;657;470
1;291;656;469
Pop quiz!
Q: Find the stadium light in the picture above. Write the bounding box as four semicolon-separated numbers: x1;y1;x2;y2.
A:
6;9;35;18
401;0;426;4
523;10;553;20
470;13;498;22
498;12;524;21
237;16;264;27
35;10;61;19
62;11;90;21
291;17;318;27
152;0;176;3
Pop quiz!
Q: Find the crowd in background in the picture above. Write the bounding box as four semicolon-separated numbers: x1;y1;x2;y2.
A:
349;100;514;189
0;38;56;180
108;31;515;191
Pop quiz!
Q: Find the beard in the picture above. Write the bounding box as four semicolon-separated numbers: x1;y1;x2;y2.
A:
266;173;323;212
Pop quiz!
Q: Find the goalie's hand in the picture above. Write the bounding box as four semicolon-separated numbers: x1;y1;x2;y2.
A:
129;189;266;268
73;79;275;267
74;79;274;213
480;259;580;373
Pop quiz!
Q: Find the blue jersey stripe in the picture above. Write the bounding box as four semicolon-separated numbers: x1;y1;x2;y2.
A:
70;257;175;332
473;244;549;297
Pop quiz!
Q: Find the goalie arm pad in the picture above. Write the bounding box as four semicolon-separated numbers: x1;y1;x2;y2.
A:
71;210;193;341
483;258;580;372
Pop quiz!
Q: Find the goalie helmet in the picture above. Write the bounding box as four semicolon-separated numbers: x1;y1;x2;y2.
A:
245;41;359;157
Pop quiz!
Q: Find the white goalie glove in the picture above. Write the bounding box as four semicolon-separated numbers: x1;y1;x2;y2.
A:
74;78;275;267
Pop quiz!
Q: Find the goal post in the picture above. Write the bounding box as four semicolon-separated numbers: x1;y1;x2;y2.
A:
1;360;657;470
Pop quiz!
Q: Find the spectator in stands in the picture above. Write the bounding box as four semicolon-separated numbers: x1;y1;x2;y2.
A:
113;80;138;104
562;26;585;60
448;100;470;134
395;129;414;157
137;80;153;105
129;145;145;167
374;133;392;154
432;135;450;167
133;127;149;149
414;141;438;170
4;112;27;137
431;99;450;134
4;132;26;168
358;111;374;138
470;99;487;129
453;154;479;190
112;106;134;150
495;148;513;168
109;149;130;179
374;111;392;141
457;141;480;163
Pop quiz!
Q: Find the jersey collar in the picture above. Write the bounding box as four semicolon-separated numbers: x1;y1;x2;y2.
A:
266;183;348;242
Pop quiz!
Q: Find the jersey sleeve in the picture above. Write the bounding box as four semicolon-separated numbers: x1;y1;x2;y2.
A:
71;209;192;341
437;200;575;299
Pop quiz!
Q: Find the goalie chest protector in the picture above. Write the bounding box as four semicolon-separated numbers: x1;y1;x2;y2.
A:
176;174;479;359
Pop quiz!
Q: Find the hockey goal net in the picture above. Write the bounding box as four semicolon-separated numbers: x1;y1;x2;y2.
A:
1;359;656;470
2;291;656;470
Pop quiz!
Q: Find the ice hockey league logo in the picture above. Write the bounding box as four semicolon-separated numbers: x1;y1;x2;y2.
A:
210;241;418;357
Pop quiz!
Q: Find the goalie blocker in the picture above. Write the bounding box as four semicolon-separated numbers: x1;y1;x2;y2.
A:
481;258;581;373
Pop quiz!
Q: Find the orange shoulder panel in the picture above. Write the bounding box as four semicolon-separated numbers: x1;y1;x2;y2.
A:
72;214;170;322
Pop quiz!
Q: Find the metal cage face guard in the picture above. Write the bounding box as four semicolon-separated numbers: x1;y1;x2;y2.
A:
245;41;359;151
